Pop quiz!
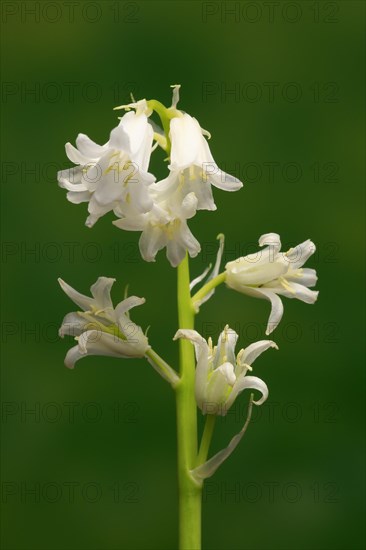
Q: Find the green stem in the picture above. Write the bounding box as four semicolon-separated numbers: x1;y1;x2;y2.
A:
197;415;216;466
145;348;180;387
191;272;226;308
176;254;202;550
147;99;180;155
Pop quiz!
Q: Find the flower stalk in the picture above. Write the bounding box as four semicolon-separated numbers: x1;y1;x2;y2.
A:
196;415;216;466
145;348;180;387
176;253;202;550
191;272;226;309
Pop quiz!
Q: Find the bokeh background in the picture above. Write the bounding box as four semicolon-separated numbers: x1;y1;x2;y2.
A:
1;1;365;549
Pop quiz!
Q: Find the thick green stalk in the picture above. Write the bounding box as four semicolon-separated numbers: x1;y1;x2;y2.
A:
176;254;202;550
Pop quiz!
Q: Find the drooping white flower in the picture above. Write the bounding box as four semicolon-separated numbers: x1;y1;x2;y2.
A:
225;233;319;335
58;110;155;227
58;277;149;368
165;112;243;211
174;325;277;415
113;178;201;267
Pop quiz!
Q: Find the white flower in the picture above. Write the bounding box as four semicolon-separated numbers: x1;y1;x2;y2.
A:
225;233;319;335
57;110;155;227
166;112;243;211
113;179;200;268
58;277;149;368
174;325;277;415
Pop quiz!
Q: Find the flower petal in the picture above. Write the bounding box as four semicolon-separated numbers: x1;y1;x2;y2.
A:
167;220;201;267
205;362;235;414
59;312;87;338
139;225;168;263
286;239;316;269
190;264;212;292
173;329;209;362
90;277;116;311
226;258;288;285
181;192;198;219
190;396;255;482
226;375;268;410
169;114;203;170
64;329;145;369
287;267;318;287
166;240;187;268
86;198;113;227
118;112;152;158
174;329;210;410
126;176;154;214
108;124;131;152
58;278;95;311
66;190;91;204
198;137;242;191
58;167;87;191
241;340;278;366
113;214;147;231
259;233;281;250
75;134;108;159
65;143;91;165
205;164;243;192
213;325;238;368
276;282;319;304
235;286;284;335
115;296;146;319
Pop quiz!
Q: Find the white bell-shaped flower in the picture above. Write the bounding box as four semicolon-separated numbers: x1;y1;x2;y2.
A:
58;277;149;368
174;325;277;415
168;113;242;212
225;233;319;334
58;111;155;227
113;174;201;267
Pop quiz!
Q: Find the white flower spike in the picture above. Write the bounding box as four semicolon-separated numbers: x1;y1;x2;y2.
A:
58;277;149;368
174;325;277;415
58;86;244;267
225;233;319;335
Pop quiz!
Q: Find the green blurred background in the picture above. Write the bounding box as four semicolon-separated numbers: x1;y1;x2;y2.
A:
1;1;365;549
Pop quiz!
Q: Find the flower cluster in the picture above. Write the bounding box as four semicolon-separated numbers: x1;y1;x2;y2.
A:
58;86;242;267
